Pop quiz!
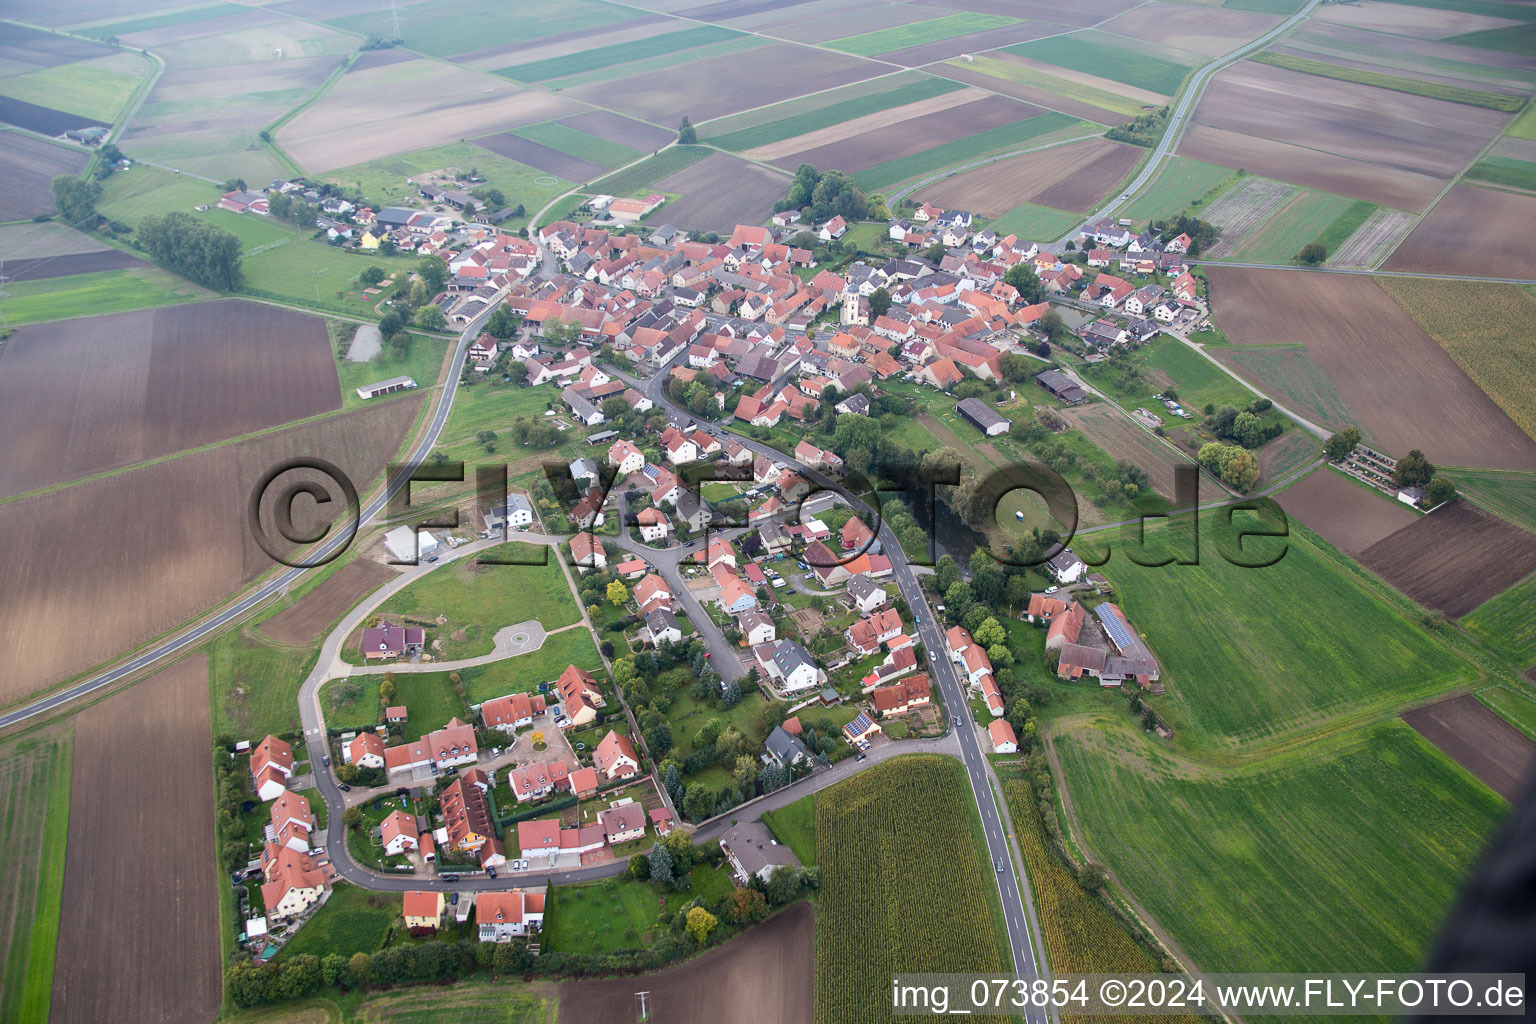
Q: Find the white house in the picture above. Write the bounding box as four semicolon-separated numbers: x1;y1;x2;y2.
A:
380;810;420;856
608;439;646;475
737;610;776;647
988;719;1018;754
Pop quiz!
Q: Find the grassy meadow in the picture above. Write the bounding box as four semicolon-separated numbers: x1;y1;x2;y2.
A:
0;730;72;1024
0;267;209;324
706;77;963;151
825;13;1019;56
1005;34;1193;95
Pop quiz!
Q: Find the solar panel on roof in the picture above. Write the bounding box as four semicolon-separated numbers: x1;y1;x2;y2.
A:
1095;604;1136;651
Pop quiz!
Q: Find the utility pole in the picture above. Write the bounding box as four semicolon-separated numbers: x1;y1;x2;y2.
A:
635;991;651;1021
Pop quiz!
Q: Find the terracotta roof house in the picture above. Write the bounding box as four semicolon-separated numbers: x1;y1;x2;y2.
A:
871;673;931;716
593;730;640;780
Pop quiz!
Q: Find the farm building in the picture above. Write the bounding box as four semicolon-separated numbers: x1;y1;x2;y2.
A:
384;526;438;563
356;376;418;400
956;397;1012;436
1035;369;1087;405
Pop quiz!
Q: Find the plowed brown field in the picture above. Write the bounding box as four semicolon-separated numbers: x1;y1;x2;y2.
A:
1359;503;1536;618
260;558;397;645
1403;695;1535;801
1276;468;1416;556
1384;185;1536;280
920;137;1139;215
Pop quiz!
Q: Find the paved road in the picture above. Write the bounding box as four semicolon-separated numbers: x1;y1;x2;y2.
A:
0;305;495;731
610;527;749;678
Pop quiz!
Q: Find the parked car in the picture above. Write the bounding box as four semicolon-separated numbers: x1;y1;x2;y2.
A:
442;874;460;883
337;783;351;792
487;866;497;879
1044;585;1059;594
322;755;330;766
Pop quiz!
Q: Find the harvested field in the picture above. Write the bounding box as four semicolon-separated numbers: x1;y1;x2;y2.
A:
1403;695;1536;802
647;151;788;232
51;655;219;1024
1101;1;1280;56
1360;503;1536;618
1330;208;1416;268
0;93;99;135
1182;61;1507;209
560;109;673;151
472;132;604;183
449;14;675;69
0;133;88;222
0;397;421;705
0;250;138;280
566;42;881;125
768;1;945;41
995;52;1168;106
771;95;1039;173
1063;404;1185;499
914;0;1144;28
279;57;584;172
0;300;341;498
0;221;109;259
1200;177;1296;257
1206;268;1536;471
933;61;1130;124
919;137;1138;215
558;903;812;1024
1384;185;1536;280
876;22;1064;67
259;558;397;645
1315;0;1523;39
744;86;993;162
0;23;113;69
1276;467;1416;556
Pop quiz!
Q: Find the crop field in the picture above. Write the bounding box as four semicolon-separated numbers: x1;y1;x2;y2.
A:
1005;32;1194;95
1200;176;1299;257
0;55;146;122
566;42;882;126
1101;1;1282;56
0;22;113;68
937;55;1141;123
558;902;812;1024
1510;103;1536;140
1087;516;1477;748
279;57;584;172
0;300;340;497
1255;427;1321;488
1055;718;1508;977
1182;61;1507;210
1464;570;1536;668
1452;467;1536;535
1467;155;1536;190
1229;189;1358;262
815;755;1013;1024
854;111;1083;191
359;541;580;662
746;86;1004;165
0;397;420;706
986;201;1086;241
1275;467;1417;555
0;728;71;1024
1313;0;1529;40
1359;502;1536;617
0;132;87;221
1379;278;1536;444
1119;157;1234;224
512;121;643;170
919;137;1140;216
1386;184;1536;279
1482;685;1536;742
824;12;1021;56
0;264;212;325
1214;345;1359;435
1404;694;1536;801
51;655;220;1024
473;131;606;184
259;557;397;645
559;109;673;151
496;24;743;81
1062;404;1185;499
144;14;360;69
323;0;639;59
0;248;137;281
1329;207;1419;267
74;3;248;39
647;151;790;231
590;144;712;196
1206;268;1536;470
1251;50;1525;110
707;75;963;151
1308;197;1378;254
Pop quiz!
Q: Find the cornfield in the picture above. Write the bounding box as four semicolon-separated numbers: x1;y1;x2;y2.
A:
1000;779;1201;1024
814;755;1014;1024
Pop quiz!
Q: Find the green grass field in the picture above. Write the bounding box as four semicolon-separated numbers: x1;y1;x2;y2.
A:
1005;34;1192;96
75;2;245;37
242;239;416;318
461;630;604;705
1463;572;1536;667
1467;155;1536;190
356;541;580;663
1250;51;1525;110
93;165;224;225
0;60;144;122
512;122;642;170
320;675;378;731
0;266;209;324
325;142;570;222
496;25;742;81
0;731;71;1024
1215;345;1360;434
1508;103;1536;141
1309;199;1378;256
853;112;1084;191
986;201;1085;242
589;145;711;196
1109;335;1261;413
337;330;449;409
390;673;471;739
762;793;818;866
539;36;767;91
1378;0;1536;19
1056;718;1507;974
1449;468;1536;533
1447;21;1536;55
1082;517;1478;749
209;628;316;739
437;378;562;448
353;987;555;1023
951;55;1141;119
1223;0;1307;12
1478;685;1536;740
1232;190;1356;262
324;0;637;58
280;883;397;960
706;77;963;151
825;13;1019;56
1120;158;1235;225
544;865;736;953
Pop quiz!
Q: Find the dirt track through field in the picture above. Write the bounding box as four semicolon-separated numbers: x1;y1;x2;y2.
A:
746;87;989;161
51;655;220;1024
1206;268;1536;471
1360;503;1536;618
1403;694;1535;801
557;903;813;1024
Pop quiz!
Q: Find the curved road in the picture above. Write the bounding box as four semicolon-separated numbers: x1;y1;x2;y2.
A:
0;305;494;732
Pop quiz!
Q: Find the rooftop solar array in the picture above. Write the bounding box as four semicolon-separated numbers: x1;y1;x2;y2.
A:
1095;604;1137;652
